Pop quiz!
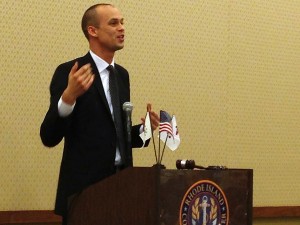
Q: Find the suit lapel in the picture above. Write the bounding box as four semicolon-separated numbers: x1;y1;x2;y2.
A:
82;53;111;116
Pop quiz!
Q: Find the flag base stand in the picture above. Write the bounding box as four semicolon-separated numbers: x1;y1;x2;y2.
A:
152;163;166;169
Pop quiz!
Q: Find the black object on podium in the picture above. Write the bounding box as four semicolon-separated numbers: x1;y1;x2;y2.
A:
68;166;253;225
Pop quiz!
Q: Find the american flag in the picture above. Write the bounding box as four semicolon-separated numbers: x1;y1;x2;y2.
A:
159;110;173;136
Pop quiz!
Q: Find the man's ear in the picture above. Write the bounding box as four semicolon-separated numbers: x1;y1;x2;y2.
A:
87;26;98;38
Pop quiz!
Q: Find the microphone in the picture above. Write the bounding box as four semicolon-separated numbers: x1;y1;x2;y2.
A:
122;102;133;147
123;102;133;114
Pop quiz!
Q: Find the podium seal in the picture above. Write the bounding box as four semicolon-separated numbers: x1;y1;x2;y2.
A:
179;180;229;225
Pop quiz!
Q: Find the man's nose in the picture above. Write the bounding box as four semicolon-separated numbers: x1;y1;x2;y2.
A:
118;23;124;30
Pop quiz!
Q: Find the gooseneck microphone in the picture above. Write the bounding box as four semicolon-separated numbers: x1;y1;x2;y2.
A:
122;102;133;146
123;102;133;166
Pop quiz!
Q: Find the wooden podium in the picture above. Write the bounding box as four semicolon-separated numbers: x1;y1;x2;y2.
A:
68;167;253;225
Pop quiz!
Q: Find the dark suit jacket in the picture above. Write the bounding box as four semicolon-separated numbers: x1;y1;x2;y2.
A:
40;52;146;216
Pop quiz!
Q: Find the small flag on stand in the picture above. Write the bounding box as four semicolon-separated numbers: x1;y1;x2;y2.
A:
159;113;180;151
159;110;173;136
139;107;180;166
158;110;180;164
139;111;152;147
168;116;180;151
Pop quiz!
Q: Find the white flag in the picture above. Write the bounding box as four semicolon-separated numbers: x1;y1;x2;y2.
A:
159;115;180;151
139;112;152;147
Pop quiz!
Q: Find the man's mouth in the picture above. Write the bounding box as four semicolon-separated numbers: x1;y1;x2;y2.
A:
117;35;125;41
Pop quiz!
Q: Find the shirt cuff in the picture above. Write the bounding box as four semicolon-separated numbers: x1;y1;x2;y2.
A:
139;125;144;134
58;96;75;117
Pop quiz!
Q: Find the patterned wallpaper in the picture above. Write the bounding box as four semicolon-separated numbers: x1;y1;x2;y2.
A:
0;2;299;224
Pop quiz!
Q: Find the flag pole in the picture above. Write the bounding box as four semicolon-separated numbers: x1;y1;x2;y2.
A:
152;132;158;163
158;131;161;165
159;135;168;164
149;114;158;163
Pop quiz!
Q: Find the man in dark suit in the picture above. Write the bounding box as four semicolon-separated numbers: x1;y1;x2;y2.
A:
40;3;159;224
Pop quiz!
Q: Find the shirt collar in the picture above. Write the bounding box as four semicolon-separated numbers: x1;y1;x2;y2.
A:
89;50;115;73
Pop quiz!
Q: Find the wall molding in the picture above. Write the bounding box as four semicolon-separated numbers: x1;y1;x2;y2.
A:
0;210;61;224
0;207;299;224
253;206;300;218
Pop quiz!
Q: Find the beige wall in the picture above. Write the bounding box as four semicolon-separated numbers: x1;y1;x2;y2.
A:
0;0;299;224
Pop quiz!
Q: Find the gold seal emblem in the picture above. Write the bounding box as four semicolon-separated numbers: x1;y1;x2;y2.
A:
180;180;229;225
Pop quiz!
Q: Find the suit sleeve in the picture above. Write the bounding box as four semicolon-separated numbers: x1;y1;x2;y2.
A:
131;124;150;148
40;63;73;147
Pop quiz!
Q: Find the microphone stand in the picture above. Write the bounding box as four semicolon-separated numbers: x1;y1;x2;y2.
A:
123;102;133;166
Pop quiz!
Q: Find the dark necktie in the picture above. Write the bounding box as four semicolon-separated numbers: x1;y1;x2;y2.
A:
107;65;125;165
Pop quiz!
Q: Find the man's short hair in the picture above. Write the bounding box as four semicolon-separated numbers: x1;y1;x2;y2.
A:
81;3;114;40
